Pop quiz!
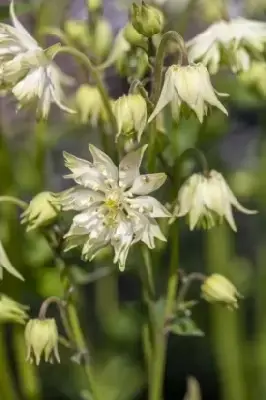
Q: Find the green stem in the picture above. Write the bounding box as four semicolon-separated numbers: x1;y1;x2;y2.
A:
13;327;41;400
35;119;47;189
55;46;117;133
179;147;209;175
0;196;27;209
149;225;179;400
0;328;19;400
148;31;188;171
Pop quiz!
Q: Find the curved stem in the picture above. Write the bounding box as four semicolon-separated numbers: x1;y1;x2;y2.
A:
0;196;27;210
177;272;206;305
149;224;179;400
39;27;72;46
179;147;209;175
55;46;117;133
151;31;188;104
148;31;188;171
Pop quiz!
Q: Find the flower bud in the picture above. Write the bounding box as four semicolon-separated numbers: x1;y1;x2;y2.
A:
0;294;29;324
87;0;102;12
123;23;148;50
113;94;148;142
64;20;90;49
201;274;241;309
240;61;266;97
74;84;105;126
21;192;60;231
90;18;113;60
130;2;164;37
115;48;149;79
25;318;60;365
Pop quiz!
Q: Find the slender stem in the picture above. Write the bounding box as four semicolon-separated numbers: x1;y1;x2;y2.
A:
148;31;188;171
149;224;179;400
0;196;27;209
0;328;19;400
55;46;117;133
35;119;47;189
176;273;206;305
179;147;209;175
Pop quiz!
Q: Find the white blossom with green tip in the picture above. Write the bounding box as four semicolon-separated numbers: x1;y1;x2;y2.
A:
174;170;257;231
61;144;171;271
0;0;75;118
148;63;227;124
187;18;266;74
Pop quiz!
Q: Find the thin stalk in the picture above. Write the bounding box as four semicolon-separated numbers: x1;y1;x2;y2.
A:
148;31;188;171
55;46;117;133
149;224;179;400
13;327;41;400
0;328;19;400
35;119;47;189
205;226;246;400
0;196;27;209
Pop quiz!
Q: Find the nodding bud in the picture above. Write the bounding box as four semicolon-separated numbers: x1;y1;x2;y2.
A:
64;20;90;49
0;294;29;324
123;23;148;50
130;2;164;37
113;94;148;142
201;274;241;310
21;192;60;231
87;0;102;12
25;318;60;365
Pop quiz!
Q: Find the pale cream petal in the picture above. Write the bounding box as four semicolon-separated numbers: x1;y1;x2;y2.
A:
10;0;38;50
148;67;176;123
129;196;171;218
119;145;147;188
61;187;104;211
130;173;167;195
89;144;118;183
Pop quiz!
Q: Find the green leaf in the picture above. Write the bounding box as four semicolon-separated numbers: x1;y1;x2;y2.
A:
168;315;204;337
0;240;24;281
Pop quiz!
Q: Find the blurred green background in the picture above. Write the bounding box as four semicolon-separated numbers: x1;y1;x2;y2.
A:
0;0;266;399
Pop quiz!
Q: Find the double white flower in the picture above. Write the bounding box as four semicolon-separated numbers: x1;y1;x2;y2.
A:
187;18;266;74
62;145;170;270
174;170;257;231
0;0;74;118
148;63;227;123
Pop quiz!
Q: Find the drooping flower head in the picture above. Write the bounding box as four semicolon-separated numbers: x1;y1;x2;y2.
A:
174;170;257;231
187;18;266;74
0;0;75;118
148;63;227;123
62;145;170;270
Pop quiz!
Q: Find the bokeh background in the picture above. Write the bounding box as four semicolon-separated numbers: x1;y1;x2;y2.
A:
0;0;265;399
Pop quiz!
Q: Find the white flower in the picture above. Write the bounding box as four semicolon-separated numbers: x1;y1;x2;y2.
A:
0;0;74;118
174;170;257;231
187;18;266;74
62;145;170;270
148;63;227;123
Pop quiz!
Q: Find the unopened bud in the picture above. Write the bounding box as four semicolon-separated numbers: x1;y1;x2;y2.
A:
64;20;90;49
201;274;241;309
75;84;105;126
115;48;149;79
113;94;148;142
90;18;113;60
0;294;29;324
87;0;102;12
25;318;60;365
123;23;148;50
21;192;60;231
131;2;164;37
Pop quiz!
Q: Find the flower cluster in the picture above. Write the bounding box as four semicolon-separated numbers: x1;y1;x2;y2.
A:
61;145;170;270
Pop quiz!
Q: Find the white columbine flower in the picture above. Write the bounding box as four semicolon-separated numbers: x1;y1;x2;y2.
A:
187;18;266;74
148;63;227;123
0;0;74;118
62;144;171;270
173;170;257;231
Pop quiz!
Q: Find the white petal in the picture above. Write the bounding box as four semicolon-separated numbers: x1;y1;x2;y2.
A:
63;152;107;191
89;144;118;183
130;173;167;195
141;218;166;249
119;145;147;188
10;0;38;50
61;188;104;211
148;67;176;123
112;218;133;271
128;196;171;218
